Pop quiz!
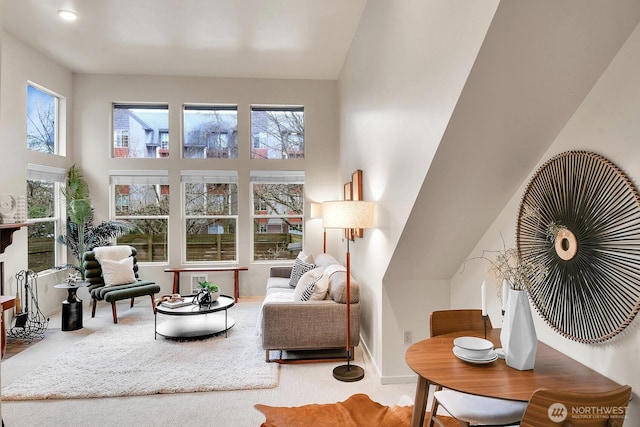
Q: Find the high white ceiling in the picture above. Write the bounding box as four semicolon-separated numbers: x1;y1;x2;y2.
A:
2;0;366;80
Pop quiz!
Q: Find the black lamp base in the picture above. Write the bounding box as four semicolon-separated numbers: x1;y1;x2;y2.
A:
333;364;365;382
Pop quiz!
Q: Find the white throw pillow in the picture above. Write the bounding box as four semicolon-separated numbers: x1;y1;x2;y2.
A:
101;257;136;286
293;267;329;301
93;245;132;264
297;251;314;264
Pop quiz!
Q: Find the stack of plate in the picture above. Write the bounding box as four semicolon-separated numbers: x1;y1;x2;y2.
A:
453;336;498;364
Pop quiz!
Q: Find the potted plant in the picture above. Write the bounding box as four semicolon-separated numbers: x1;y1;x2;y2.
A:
57;165;135;277
194;280;220;307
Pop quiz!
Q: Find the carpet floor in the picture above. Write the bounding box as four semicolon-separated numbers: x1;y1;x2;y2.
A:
1;299;419;426
2;301;278;400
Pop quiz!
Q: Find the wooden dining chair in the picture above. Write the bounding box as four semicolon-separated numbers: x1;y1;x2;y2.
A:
519;385;632;427
430;309;490;337
429;309;528;427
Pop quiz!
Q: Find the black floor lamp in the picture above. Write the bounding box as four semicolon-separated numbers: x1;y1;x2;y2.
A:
322;200;375;382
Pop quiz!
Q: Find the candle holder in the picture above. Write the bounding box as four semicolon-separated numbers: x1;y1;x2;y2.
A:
482;314;489;339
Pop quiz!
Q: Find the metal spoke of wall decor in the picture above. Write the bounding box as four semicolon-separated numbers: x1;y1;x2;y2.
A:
517;150;640;343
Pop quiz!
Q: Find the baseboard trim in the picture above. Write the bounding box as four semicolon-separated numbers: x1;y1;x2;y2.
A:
358;334;381;378
359;335;417;385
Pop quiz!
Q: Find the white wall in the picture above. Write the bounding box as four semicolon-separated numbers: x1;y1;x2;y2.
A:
0;33;340;321
338;0;500;380
72;73;340;297
452;20;640;423
0;32;74;316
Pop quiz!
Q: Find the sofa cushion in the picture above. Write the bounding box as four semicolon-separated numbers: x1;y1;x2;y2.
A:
324;264;359;304
289;255;316;287
101;257;136;286
314;253;340;268
102;282;161;303
293;268;329;301
266;276;292;293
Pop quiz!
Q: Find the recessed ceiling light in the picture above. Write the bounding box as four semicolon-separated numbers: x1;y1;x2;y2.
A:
57;9;78;22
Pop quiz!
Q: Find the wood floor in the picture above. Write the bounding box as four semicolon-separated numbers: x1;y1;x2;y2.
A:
3;328;59;360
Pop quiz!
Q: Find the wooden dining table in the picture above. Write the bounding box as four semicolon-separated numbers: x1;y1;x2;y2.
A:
405;328;622;427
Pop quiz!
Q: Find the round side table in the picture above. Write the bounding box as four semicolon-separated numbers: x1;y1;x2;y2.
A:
54;281;88;331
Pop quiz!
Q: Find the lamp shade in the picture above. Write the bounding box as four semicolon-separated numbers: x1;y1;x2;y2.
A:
322;201;375;229
310;202;323;219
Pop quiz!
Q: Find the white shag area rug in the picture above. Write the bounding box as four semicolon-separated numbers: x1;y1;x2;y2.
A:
2;301;278;400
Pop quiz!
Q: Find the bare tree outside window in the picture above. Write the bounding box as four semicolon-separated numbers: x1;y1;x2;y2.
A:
114;182;170;262
27;179;56;272
27;85;57;154
252;180;304;260
184;106;238;159
251;107;304;159
184;181;238;262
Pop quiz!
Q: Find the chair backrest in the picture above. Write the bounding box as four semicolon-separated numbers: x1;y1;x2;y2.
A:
430;309;492;337
520;385;632;427
82;246;140;288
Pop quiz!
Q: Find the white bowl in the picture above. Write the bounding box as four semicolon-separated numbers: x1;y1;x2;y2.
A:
453;337;494;359
453;336;493;351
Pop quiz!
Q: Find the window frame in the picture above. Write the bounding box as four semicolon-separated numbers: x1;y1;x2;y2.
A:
181;170;239;264
26;164;67;273
26;82;66;156
182;104;238;159
110;170;170;263
112;104;169;159
250;170;305;262
250;106;305;160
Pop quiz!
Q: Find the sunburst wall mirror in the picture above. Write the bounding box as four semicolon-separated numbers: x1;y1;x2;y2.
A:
516;150;640;343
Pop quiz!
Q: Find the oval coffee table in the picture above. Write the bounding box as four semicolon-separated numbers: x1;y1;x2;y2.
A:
155;294;235;339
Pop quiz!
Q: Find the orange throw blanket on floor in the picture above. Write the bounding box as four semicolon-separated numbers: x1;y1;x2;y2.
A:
255;393;456;427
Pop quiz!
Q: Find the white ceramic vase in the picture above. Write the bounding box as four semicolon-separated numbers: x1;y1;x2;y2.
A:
500;287;537;370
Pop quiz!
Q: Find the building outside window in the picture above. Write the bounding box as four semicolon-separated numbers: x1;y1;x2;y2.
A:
27;83;64;155
182;170;238;262
251;171;304;260
112;104;169;158
110;170;170;262
183;105;238;159
250;106;304;159
26;164;66;272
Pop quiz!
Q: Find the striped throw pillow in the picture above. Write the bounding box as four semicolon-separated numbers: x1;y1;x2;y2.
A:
289;257;316;287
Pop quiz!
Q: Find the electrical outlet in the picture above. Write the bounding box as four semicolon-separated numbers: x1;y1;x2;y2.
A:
403;330;412;344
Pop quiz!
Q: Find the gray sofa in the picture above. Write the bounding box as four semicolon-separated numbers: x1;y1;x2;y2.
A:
259;253;360;362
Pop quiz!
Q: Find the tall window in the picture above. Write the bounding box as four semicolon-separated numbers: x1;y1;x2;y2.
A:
26;164;66;272
27;84;63;155
183;105;238;159
251;106;304;159
110;171;170;262
182;171;238;262
112;104;169;158
251;171;304;260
